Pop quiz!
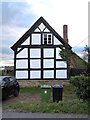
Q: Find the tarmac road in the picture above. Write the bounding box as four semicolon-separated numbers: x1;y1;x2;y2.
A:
2;112;89;119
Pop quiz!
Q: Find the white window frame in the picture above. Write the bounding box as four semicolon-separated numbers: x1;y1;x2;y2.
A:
43;34;52;45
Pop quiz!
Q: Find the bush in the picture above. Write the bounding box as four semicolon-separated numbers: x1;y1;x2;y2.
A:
70;75;90;101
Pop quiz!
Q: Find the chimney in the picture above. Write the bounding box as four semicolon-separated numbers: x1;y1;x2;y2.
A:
63;25;68;43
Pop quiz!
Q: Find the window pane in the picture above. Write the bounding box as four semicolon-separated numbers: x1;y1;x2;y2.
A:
30;48;41;58
16;71;28;79
16;48;28;58
56;47;62;59
30;59;41;68
43;70;54;78
30;71;41;79
44;48;54;58
56;70;67;78
56;61;67;68
32;34;41;45
43;59;54;68
16;60;28;69
47;34;52;44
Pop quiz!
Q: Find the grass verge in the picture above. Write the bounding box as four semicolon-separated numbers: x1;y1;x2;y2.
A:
6;84;89;114
8;100;88;114
20;86;41;94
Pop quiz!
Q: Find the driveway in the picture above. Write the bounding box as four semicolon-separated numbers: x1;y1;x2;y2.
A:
2;92;41;113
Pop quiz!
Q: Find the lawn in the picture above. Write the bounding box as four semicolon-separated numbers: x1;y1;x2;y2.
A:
7;84;88;114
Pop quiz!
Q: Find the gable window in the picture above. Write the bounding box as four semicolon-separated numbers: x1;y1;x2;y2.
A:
43;34;52;45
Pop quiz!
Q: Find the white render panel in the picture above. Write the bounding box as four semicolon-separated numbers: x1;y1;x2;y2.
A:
32;34;41;45
16;60;28;69
30;60;41;68
56;47;62;59
44;28;50;32
44;48;54;58
56;61;67;68
16;48;28;58
17;48;22;51
21;37;30;45
30;48;41;58
44;70;54;78
54;36;62;45
34;28;40;32
30;71;41;79
43;59;54;68
16;71;28;79
56;70;67;78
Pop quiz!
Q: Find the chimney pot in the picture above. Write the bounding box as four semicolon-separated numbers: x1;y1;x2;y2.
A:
63;25;68;43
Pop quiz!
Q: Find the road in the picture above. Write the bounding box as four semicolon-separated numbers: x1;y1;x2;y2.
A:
2;112;89;119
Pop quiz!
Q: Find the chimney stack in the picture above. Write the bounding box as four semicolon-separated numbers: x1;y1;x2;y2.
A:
63;25;68;43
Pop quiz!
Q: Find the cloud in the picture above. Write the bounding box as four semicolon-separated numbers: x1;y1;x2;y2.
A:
1;24;28;56
0;53;14;66
1;0;88;66
2;2;37;28
26;0;88;47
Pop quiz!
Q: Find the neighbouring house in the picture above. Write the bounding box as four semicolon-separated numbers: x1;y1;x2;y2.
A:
11;17;82;81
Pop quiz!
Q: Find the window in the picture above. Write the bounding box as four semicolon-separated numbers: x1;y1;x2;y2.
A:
3;78;10;84
43;34;52;45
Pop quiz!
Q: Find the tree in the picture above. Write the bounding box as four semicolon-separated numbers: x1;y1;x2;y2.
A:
59;44;72;67
83;45;90;76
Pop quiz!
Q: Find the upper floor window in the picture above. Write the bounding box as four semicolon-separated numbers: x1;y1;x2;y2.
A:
43;34;52;45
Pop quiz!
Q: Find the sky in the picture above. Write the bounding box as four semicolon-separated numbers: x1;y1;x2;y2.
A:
0;0;89;66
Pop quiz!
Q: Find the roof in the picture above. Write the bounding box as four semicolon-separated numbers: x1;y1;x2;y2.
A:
11;17;71;51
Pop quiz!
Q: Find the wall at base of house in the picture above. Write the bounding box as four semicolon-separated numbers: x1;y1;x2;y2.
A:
18;80;70;87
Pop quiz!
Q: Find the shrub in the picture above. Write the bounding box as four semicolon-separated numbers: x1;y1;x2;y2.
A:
70;75;89;101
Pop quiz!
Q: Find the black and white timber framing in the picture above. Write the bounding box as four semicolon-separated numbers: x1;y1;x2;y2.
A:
11;17;72;80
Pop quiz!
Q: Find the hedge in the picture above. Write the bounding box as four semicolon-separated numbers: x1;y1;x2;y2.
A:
70;75;90;101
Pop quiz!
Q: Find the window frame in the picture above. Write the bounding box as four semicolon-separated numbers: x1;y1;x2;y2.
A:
43;33;52;45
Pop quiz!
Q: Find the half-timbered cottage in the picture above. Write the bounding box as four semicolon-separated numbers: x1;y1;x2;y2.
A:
11;17;71;80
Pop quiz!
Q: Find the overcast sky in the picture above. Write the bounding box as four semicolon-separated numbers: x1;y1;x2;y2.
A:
0;0;89;66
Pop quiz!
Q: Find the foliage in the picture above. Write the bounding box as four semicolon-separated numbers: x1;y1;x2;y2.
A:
59;44;72;66
70;75;89;101
72;52;88;69
20;87;41;94
8;100;88;114
83;45;90;62
5;85;89;114
59;44;87;69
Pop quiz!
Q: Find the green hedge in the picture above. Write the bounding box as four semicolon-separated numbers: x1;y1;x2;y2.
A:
70;75;89;101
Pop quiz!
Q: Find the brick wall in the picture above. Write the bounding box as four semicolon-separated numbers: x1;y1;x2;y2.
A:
18;80;70;87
